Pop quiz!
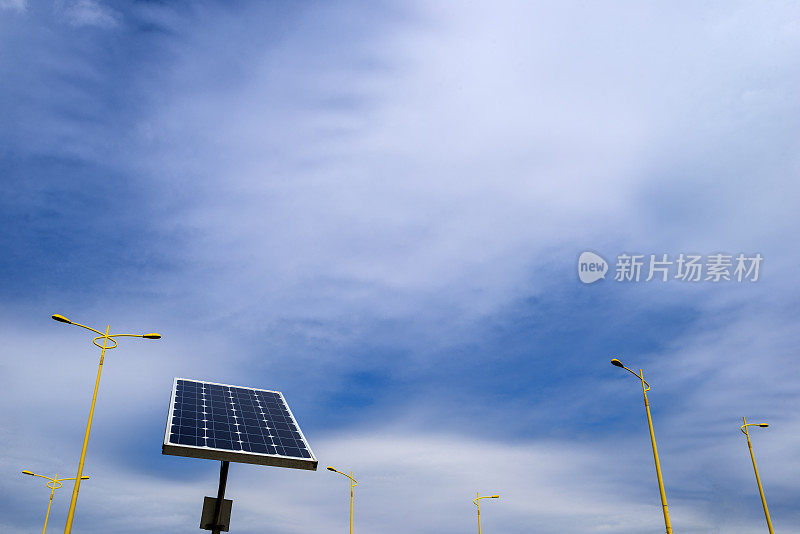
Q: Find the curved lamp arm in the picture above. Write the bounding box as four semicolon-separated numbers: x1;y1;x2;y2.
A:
741;422;769;435
23;471;90;483
52;314;161;341
52;315;105;336
58;476;91;483
611;358;651;391
327;466;357;486
112;333;162;339
22;471;54;482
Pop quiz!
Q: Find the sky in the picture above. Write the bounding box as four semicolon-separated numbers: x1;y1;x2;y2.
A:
1;1;799;532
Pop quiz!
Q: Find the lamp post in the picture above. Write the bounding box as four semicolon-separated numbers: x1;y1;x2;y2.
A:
327;466;357;534
611;358;673;534
473;492;499;534
741;417;774;533
22;470;90;534
51;314;161;534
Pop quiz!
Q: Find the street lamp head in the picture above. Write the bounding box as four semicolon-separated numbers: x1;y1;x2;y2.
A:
81;476;90;480
52;314;71;324
326;466;336;472
491;495;500;498
22;470;34;476
142;333;162;339
759;423;769;427
610;358;624;368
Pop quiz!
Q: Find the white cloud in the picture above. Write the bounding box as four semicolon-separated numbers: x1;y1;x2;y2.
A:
2;296;799;532
3;424;789;534
133;0;800;341
3;1;800;532
0;0;26;12
0;427;710;533
61;0;119;28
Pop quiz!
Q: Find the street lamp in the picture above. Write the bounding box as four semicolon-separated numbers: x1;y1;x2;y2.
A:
327;466;357;534
741;417;774;533
473;493;499;534
52;314;161;534
22;470;89;534
610;357;673;534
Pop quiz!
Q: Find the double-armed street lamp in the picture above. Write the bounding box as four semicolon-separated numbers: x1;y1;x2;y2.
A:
327;466;357;534
741;417;774;533
473;492;499;534
21;470;89;534
611;358;673;534
51;313;161;534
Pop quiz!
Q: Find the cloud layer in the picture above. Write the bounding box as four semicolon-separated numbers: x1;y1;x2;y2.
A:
1;1;799;533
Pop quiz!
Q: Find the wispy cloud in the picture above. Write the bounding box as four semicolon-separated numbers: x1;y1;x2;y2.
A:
0;0;26;12
60;0;120;28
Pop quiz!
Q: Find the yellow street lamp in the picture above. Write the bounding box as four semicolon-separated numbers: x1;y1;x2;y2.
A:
52;314;161;534
741;417;774;533
473;493;499;534
22;470;90;534
327;466;357;534
611;358;673;534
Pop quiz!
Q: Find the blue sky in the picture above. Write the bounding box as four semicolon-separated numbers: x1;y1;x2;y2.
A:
2;1;799;532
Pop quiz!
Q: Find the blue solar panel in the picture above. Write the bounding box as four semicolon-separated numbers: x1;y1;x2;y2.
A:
162;378;317;470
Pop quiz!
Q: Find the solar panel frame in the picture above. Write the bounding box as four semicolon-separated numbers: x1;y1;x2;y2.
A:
162;378;318;471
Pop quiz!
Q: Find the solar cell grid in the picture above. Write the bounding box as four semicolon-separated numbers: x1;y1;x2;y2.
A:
162;378;317;470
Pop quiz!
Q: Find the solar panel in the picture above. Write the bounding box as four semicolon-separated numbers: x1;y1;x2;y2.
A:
162;378;318;470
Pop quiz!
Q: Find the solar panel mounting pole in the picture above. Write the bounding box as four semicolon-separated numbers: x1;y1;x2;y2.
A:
212;461;230;534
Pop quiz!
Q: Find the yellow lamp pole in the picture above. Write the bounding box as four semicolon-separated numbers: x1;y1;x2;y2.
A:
22;470;90;534
741;417;774;533
473;493;499;534
327;466;357;534
51;314;161;534
611;358;673;534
